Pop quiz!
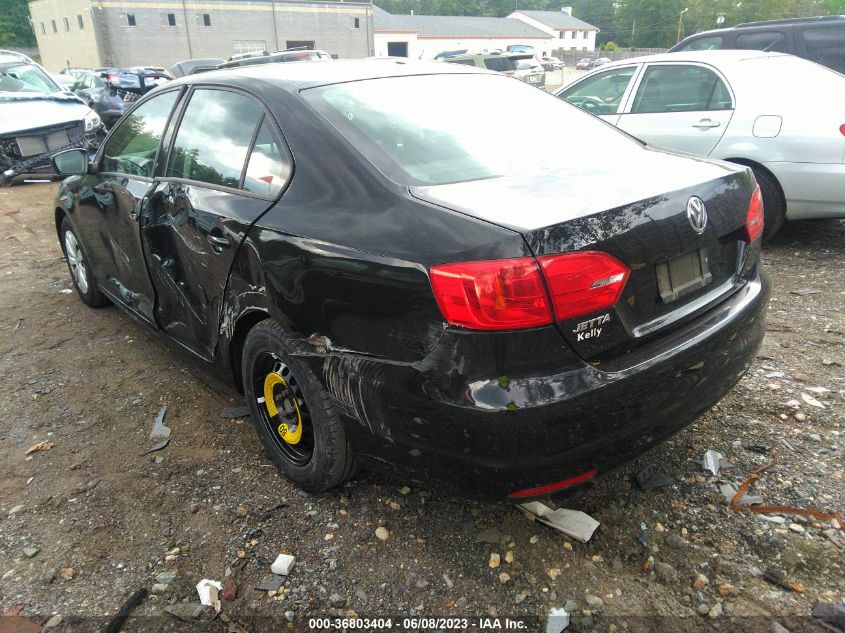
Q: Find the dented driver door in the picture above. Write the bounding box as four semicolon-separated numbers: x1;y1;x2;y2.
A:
141;88;291;359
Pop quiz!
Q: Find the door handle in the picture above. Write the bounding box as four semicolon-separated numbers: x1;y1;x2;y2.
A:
207;234;230;249
692;119;721;129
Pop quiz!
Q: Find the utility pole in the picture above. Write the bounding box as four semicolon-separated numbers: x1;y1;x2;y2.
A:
676;8;688;44
631;19;636;48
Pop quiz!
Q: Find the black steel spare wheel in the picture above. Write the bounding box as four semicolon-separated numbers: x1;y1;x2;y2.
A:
242;319;357;492
253;353;314;465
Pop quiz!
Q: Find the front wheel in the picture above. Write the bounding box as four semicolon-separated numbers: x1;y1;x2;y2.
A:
60;217;108;307
242;319;357;492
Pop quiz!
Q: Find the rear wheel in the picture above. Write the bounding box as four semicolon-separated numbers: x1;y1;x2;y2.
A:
60;217;108;307
242;319;357;492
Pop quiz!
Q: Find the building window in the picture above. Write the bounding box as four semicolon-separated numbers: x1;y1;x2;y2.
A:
51;19;57;33
167;13;176;26
127;13;136;26
233;40;266;54
354;17;360;28
77;14;84;29
558;31;564;39
63;17;69;31
40;22;45;35
202;13;211;26
582;30;587;38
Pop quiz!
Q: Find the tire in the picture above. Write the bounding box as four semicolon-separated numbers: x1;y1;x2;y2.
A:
750;166;786;242
242;319;357;492
60;217;109;307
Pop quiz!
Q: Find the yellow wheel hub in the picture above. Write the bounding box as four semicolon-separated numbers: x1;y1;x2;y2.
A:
263;371;303;445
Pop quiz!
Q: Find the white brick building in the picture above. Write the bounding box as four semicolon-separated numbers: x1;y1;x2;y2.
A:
508;9;598;52
29;0;374;71
373;6;597;60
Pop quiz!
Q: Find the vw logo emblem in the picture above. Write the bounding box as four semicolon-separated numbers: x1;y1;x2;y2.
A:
687;196;708;234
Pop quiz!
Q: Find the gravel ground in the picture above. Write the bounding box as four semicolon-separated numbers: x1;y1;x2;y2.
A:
0;183;842;633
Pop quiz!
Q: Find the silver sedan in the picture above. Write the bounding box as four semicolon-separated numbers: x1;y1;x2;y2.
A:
556;50;845;239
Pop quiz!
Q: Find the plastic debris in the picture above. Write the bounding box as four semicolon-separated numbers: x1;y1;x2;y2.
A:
141;406;171;455
196;579;223;613
254;575;285;592
763;567;804;593
25;441;54;455
545;606;571;633
744;444;769;455
702;449;723;476
270;553;296;576
635;466;673;492
825;528;845;550
520;502;599;543
104;588;148;633
221;404;250;419
801;392;825;408
149;406;170;440
719;483;762;506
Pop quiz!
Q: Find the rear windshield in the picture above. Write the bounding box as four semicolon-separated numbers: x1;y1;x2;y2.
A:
303;73;642;186
483;57;517;72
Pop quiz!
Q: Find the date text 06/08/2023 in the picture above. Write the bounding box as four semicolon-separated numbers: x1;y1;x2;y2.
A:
307;617;532;630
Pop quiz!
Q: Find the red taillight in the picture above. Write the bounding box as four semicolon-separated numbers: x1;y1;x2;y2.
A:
840;124;845;136
538;251;629;322
508;468;597;498
429;258;552;330
742;185;765;243
429;251;630;330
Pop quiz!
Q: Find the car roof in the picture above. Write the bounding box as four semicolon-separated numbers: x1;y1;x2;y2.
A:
586;49;791;69
166;59;487;91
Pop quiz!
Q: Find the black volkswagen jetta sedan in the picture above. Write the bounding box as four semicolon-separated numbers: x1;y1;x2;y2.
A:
51;61;769;500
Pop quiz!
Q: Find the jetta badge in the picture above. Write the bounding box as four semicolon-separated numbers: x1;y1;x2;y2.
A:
686;196;708;234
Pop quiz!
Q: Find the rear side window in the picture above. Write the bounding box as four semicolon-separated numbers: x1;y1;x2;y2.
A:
735;31;789;53
445;58;476;67
484;57;517;72
167;89;263;188
676;35;724;51
560;66;637;115
243;119;290;197
802;26;845;73
632;65;732;113
102;90;179;176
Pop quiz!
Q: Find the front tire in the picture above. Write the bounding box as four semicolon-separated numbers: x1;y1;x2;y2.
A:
60;217;108;307
242;319;357;492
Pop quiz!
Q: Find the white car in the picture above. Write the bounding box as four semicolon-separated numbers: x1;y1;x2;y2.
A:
1;50;103;184
514;58;545;87
541;56;564;71
556;50;845;239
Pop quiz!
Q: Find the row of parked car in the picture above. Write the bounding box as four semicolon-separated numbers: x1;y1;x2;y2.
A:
0;47;338;183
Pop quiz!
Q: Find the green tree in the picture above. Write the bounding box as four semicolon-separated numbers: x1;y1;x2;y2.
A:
0;0;35;47
614;0;686;48
568;0;615;45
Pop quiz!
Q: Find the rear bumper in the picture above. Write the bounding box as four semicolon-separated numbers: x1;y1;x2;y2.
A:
765;161;845;220
309;269;770;500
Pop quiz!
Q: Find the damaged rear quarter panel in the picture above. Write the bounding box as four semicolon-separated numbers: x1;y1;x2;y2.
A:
220;84;530;436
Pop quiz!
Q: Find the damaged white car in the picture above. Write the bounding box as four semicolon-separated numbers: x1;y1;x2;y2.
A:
1;50;104;184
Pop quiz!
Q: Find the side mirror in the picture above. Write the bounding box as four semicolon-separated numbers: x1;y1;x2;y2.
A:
51;148;88;175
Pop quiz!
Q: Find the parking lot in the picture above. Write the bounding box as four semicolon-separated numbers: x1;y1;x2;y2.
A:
0;183;842;631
